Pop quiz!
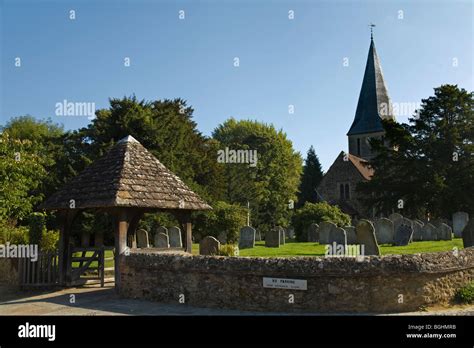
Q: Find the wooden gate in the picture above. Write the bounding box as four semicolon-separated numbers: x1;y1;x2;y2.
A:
68;246;112;287
18;251;59;288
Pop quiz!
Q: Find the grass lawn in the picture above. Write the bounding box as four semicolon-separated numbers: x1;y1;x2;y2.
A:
192;238;464;257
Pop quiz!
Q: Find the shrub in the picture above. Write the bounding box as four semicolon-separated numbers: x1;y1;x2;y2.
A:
28;212;46;246
0;224;29;245
454;282;474;304
292;202;351;241
40;230;60;252
194;201;247;243
218;244;239;257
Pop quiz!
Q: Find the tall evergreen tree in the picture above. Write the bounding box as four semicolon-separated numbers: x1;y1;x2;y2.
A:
358;85;474;218
297;146;324;207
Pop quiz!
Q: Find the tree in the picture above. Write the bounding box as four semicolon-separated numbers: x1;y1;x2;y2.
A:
292;202;351;241
212;118;302;234
297;146;323;207
358;85;474;218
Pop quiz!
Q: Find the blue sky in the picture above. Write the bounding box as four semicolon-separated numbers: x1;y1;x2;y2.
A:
1;0;472;170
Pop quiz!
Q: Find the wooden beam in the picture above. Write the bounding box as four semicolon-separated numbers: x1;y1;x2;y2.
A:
185;221;192;253
114;209;129;293
58;210;78;286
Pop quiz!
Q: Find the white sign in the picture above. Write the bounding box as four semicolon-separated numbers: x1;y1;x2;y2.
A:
262;277;307;290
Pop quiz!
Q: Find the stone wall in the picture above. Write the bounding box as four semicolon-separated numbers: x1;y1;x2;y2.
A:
0;259;18;286
119;248;474;313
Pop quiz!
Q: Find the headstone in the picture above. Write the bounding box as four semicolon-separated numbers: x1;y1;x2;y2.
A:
328;226;347;246
265;227;280;248
136;229;150;248
307;223;319;242
287;227;295;240
239;226;256;249
319;221;336;244
154;232;170;248
394;220;413;246
279;226;285;245
343;226;357;244
462;219;474;248
355;220;380;255
199;236;220;255
155;226;168;236
374;218;394;244
168;226;183;248
453;212;469;238
217;231;227;244
437;223;452;241
412;220;424;241
388;213;403;224
420;223;436;241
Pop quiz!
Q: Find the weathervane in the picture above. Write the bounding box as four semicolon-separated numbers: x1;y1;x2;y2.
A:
369;23;376;39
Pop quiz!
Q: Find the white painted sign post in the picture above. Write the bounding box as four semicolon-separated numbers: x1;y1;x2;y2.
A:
262;277;307;290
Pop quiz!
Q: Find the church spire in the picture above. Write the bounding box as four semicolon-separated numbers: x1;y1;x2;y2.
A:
347;29;394;137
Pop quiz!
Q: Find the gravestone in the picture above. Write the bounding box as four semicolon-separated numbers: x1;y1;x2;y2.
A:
168;226;183;248
155;226;168;236
374;218;394;244
154;232;170;248
462;219;474;248
394;220;413;246
319;222;336;244
287;227;295;240
136;229;150;248
437;223;452;241
200;236;220;255
388;213;403;224
343;226;357;244
420;223;436;241
265;227;280;248
217;232;227;244
328;226;347;246
453;212;469;238
355;220;380;256
279;226;286;245
307;223;319;242
412;220;424;241
239;226;256;249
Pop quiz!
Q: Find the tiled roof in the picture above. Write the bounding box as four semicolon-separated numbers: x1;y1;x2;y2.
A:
40;135;212;211
347;153;374;180
347;37;395;136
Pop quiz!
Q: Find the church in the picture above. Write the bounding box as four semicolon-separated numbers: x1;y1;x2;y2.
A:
317;32;395;219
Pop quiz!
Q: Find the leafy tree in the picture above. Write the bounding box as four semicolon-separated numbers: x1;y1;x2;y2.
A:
358;85;474;218
0;133;50;224
292;202;351;241
297;146;323;207
193;201;247;243
212;118;302;235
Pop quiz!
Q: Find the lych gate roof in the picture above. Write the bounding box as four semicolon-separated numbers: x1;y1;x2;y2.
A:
40;135;212;211
347;37;395;136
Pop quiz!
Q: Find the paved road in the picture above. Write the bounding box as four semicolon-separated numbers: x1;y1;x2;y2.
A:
0;282;472;316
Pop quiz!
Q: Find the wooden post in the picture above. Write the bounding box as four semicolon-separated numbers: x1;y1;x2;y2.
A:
114;209;129;293
58;210;77;286
186;222;192;253
127;210;142;249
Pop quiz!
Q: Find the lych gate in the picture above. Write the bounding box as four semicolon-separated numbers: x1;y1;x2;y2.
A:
39;135;211;291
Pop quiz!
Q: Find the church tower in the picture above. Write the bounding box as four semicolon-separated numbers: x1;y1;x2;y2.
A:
347;31;395;160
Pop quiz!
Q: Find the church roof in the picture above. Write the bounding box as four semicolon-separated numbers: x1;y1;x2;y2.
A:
347;153;374;180
40;135;212;211
347;36;395;136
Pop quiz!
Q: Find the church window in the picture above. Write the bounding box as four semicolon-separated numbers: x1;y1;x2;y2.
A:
345;184;350;199
340;184;344;199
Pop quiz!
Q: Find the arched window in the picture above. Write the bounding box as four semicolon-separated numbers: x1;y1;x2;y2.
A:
345;184;350;200
339;184;344;199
